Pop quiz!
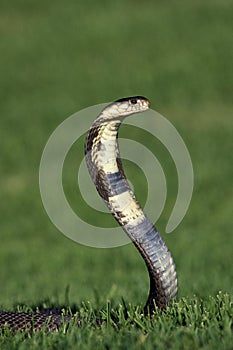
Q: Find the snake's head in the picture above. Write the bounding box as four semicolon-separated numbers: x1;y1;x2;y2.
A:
102;96;150;119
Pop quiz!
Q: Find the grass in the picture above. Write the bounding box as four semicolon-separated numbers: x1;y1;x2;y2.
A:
0;294;232;349
0;0;232;349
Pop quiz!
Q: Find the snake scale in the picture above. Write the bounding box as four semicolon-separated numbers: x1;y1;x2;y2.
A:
0;96;177;332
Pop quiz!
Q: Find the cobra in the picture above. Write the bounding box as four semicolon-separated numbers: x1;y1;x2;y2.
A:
0;96;178;332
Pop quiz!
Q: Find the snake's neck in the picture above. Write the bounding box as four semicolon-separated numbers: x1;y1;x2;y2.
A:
85;117;178;312
85;118;143;222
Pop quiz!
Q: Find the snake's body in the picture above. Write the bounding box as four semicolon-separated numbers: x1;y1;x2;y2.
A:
0;96;177;332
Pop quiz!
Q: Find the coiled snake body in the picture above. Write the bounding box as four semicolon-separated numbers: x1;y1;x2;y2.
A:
0;96;177;332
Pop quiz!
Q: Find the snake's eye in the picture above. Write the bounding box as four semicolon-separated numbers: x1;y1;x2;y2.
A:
130;99;138;104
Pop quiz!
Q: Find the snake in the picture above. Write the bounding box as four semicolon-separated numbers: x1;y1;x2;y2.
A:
0;96;177;332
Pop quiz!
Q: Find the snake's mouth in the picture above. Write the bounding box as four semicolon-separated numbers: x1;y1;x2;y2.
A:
143;99;150;108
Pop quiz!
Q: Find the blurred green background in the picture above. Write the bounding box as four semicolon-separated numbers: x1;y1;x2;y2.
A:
0;0;232;310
